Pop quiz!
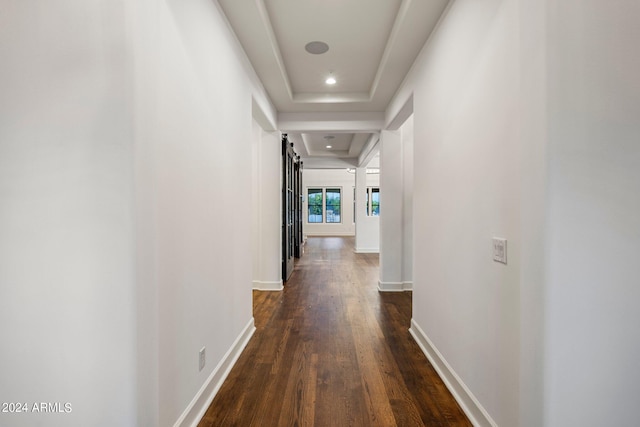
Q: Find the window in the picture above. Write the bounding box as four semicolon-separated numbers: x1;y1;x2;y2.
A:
307;187;342;223
325;188;341;223
366;187;380;216
308;188;323;223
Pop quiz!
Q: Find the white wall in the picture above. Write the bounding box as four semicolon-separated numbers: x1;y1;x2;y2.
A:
543;1;640;425
252;122;282;291
0;2;137;426
379;117;414;290
354;167;381;253
304;169;354;236
0;1;276;426
395;0;523;425
132;0;275;425
517;1;547;425
391;0;640;426
304;168;379;238
402;116;414;285
379;130;405;290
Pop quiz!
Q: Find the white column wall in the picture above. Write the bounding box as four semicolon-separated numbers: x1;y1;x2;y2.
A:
252;121;261;285
252;125;282;291
402;116;414;287
379;130;405;291
354;168;380;253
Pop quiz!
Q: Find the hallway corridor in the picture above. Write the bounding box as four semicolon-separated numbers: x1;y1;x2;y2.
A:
199;237;471;426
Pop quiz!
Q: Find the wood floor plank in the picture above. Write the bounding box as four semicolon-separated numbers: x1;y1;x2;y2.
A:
198;237;471;427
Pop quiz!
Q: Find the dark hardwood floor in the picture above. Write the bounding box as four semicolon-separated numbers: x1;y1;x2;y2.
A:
199;237;471;426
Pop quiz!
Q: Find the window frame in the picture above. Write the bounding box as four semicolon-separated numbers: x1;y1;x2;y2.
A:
325;188;342;223
307;188;324;223
366;187;380;217
306;187;343;224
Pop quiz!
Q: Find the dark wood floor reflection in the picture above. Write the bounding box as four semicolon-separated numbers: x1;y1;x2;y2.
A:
199;237;471;426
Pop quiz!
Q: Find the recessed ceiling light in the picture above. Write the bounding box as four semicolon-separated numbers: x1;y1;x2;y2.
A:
305;41;330;55
325;77;336;85
326;145;332;149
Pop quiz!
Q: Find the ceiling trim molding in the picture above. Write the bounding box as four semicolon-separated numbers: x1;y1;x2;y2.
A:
386;93;414;130
358;134;380;167
252;97;277;131
300;157;359;169
255;0;294;100
279;112;385;132
369;0;413;99
292;92;371;104
301;134;312;157
347;135;360;157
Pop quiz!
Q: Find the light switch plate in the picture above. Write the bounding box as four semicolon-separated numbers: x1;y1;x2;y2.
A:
492;238;507;264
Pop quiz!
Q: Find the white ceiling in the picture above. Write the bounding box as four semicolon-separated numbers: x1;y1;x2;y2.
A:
217;0;449;167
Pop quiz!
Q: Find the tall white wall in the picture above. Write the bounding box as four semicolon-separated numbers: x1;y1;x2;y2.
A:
394;0;524;425
132;0;275;425
543;1;640;425
1;1;276;426
379;118;413;291
0;2;137;427
389;0;640;426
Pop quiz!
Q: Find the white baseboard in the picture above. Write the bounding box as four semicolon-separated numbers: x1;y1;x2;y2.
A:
174;318;256;427
252;280;284;291
409;319;497;427
354;248;379;254
378;281;412;292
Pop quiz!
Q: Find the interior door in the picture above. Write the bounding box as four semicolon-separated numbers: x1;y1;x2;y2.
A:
293;158;303;258
282;135;295;281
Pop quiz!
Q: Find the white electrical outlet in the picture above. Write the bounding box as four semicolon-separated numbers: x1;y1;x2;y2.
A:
492;238;507;264
199;347;206;372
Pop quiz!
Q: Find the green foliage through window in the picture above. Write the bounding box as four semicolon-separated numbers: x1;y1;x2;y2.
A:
366;187;380;216
308;189;323;223
325;188;341;223
307;188;341;223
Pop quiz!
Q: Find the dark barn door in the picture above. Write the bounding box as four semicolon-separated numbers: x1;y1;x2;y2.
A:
282;134;301;281
293;157;303;258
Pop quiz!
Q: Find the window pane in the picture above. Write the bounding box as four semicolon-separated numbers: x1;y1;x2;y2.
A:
371;188;380;216
325;188;341;223
308;189;323;223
